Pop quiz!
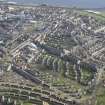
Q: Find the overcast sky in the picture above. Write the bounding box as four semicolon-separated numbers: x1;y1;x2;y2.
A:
7;0;105;8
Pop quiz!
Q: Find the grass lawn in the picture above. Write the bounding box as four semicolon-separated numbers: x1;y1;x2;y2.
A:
23;103;32;105
97;95;105;105
78;10;105;21
96;85;105;105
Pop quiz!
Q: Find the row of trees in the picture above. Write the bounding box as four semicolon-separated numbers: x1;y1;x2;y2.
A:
35;53;77;79
35;53;94;84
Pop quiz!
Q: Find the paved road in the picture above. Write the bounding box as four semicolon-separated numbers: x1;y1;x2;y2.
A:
92;47;105;57
10;34;42;56
10;39;31;55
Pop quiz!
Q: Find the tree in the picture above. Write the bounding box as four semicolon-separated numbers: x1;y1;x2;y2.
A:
57;59;62;72
65;62;70;76
60;61;66;77
52;58;58;72
42;55;48;66
46;56;53;68
35;53;42;63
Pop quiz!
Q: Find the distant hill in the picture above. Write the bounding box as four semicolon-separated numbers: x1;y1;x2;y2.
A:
7;0;105;8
